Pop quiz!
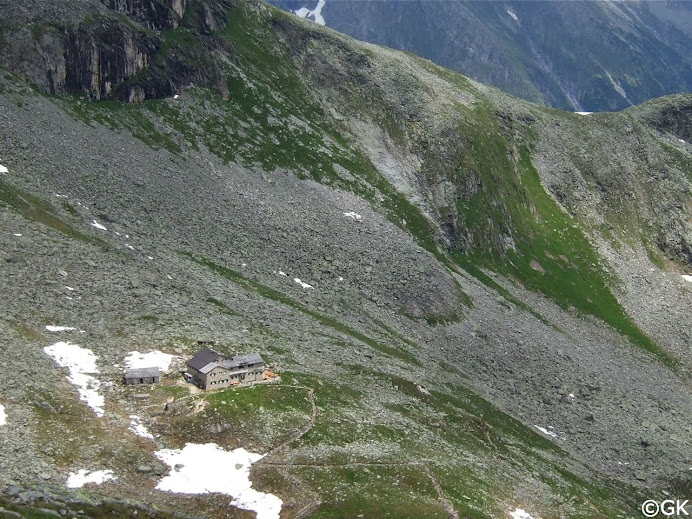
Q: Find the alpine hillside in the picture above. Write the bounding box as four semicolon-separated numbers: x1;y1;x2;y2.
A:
0;0;691;518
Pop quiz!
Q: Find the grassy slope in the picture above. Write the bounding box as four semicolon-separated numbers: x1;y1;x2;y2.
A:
2;1;673;516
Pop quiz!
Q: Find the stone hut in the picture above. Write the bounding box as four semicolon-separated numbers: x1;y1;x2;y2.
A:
124;367;160;385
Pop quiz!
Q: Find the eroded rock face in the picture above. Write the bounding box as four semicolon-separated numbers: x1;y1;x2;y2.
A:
0;0;233;102
1;14;157;100
635;95;692;145
102;0;186;30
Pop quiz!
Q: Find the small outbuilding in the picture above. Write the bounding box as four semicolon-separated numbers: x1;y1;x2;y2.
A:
124;367;160;385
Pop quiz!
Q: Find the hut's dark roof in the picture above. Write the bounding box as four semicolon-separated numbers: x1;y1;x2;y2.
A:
233;353;263;365
186;348;220;371
124;367;160;378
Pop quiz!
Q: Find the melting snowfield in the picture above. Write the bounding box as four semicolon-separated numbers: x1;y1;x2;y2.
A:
534;425;559;439
155;443;282;519
343;211;362;222
91;220;107;231
510;508;534;519
0;404;6;426
129;415;154;440
294;278;314;289
43;342;104;417
45;325;76;332
125;350;176;371
66;469;116;488
682;275;692;282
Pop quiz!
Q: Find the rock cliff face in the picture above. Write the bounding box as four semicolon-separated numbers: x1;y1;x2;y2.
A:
0;0;232;101
103;0;187;30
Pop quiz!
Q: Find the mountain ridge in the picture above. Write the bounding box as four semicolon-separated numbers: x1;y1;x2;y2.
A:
268;0;692;112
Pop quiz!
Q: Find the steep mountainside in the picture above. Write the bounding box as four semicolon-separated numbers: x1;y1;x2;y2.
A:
0;0;691;518
268;0;692;112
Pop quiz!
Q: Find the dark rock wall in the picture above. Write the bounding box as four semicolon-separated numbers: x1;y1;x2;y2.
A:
102;0;186;30
0;0;233;102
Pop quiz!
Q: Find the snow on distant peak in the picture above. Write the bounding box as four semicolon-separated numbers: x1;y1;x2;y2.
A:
294;0;326;26
0;404;6;425
507;10;518;22
91;220;107;231
124;350;176;372
66;469;116;488
155;443;282;519
294;278;314;289
44;342;105;417
510;509;534;519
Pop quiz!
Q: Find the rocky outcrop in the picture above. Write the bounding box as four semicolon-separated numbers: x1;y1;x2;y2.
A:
0;0;233;102
632;94;692;145
102;0;186;30
0;17;157;101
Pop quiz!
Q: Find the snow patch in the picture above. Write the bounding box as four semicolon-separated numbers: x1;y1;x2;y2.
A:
294;0;326;25
680;139;686;144
343;211;362;222
43;342;104;417
91;220;107;231
0;164;8;173
510;509;534;519
129;415;154;440
155;443;282;519
278;271;287;277
125;350;176;372
65;286;75;291
294;278;314;289
66;469;116;488
507;10;518;22
416;384;430;395
575;111;593;115
682;275;692;282
173;94;180;100
534;425;558;439
13;233;22;237
0;404;6;425
46;325;76;332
